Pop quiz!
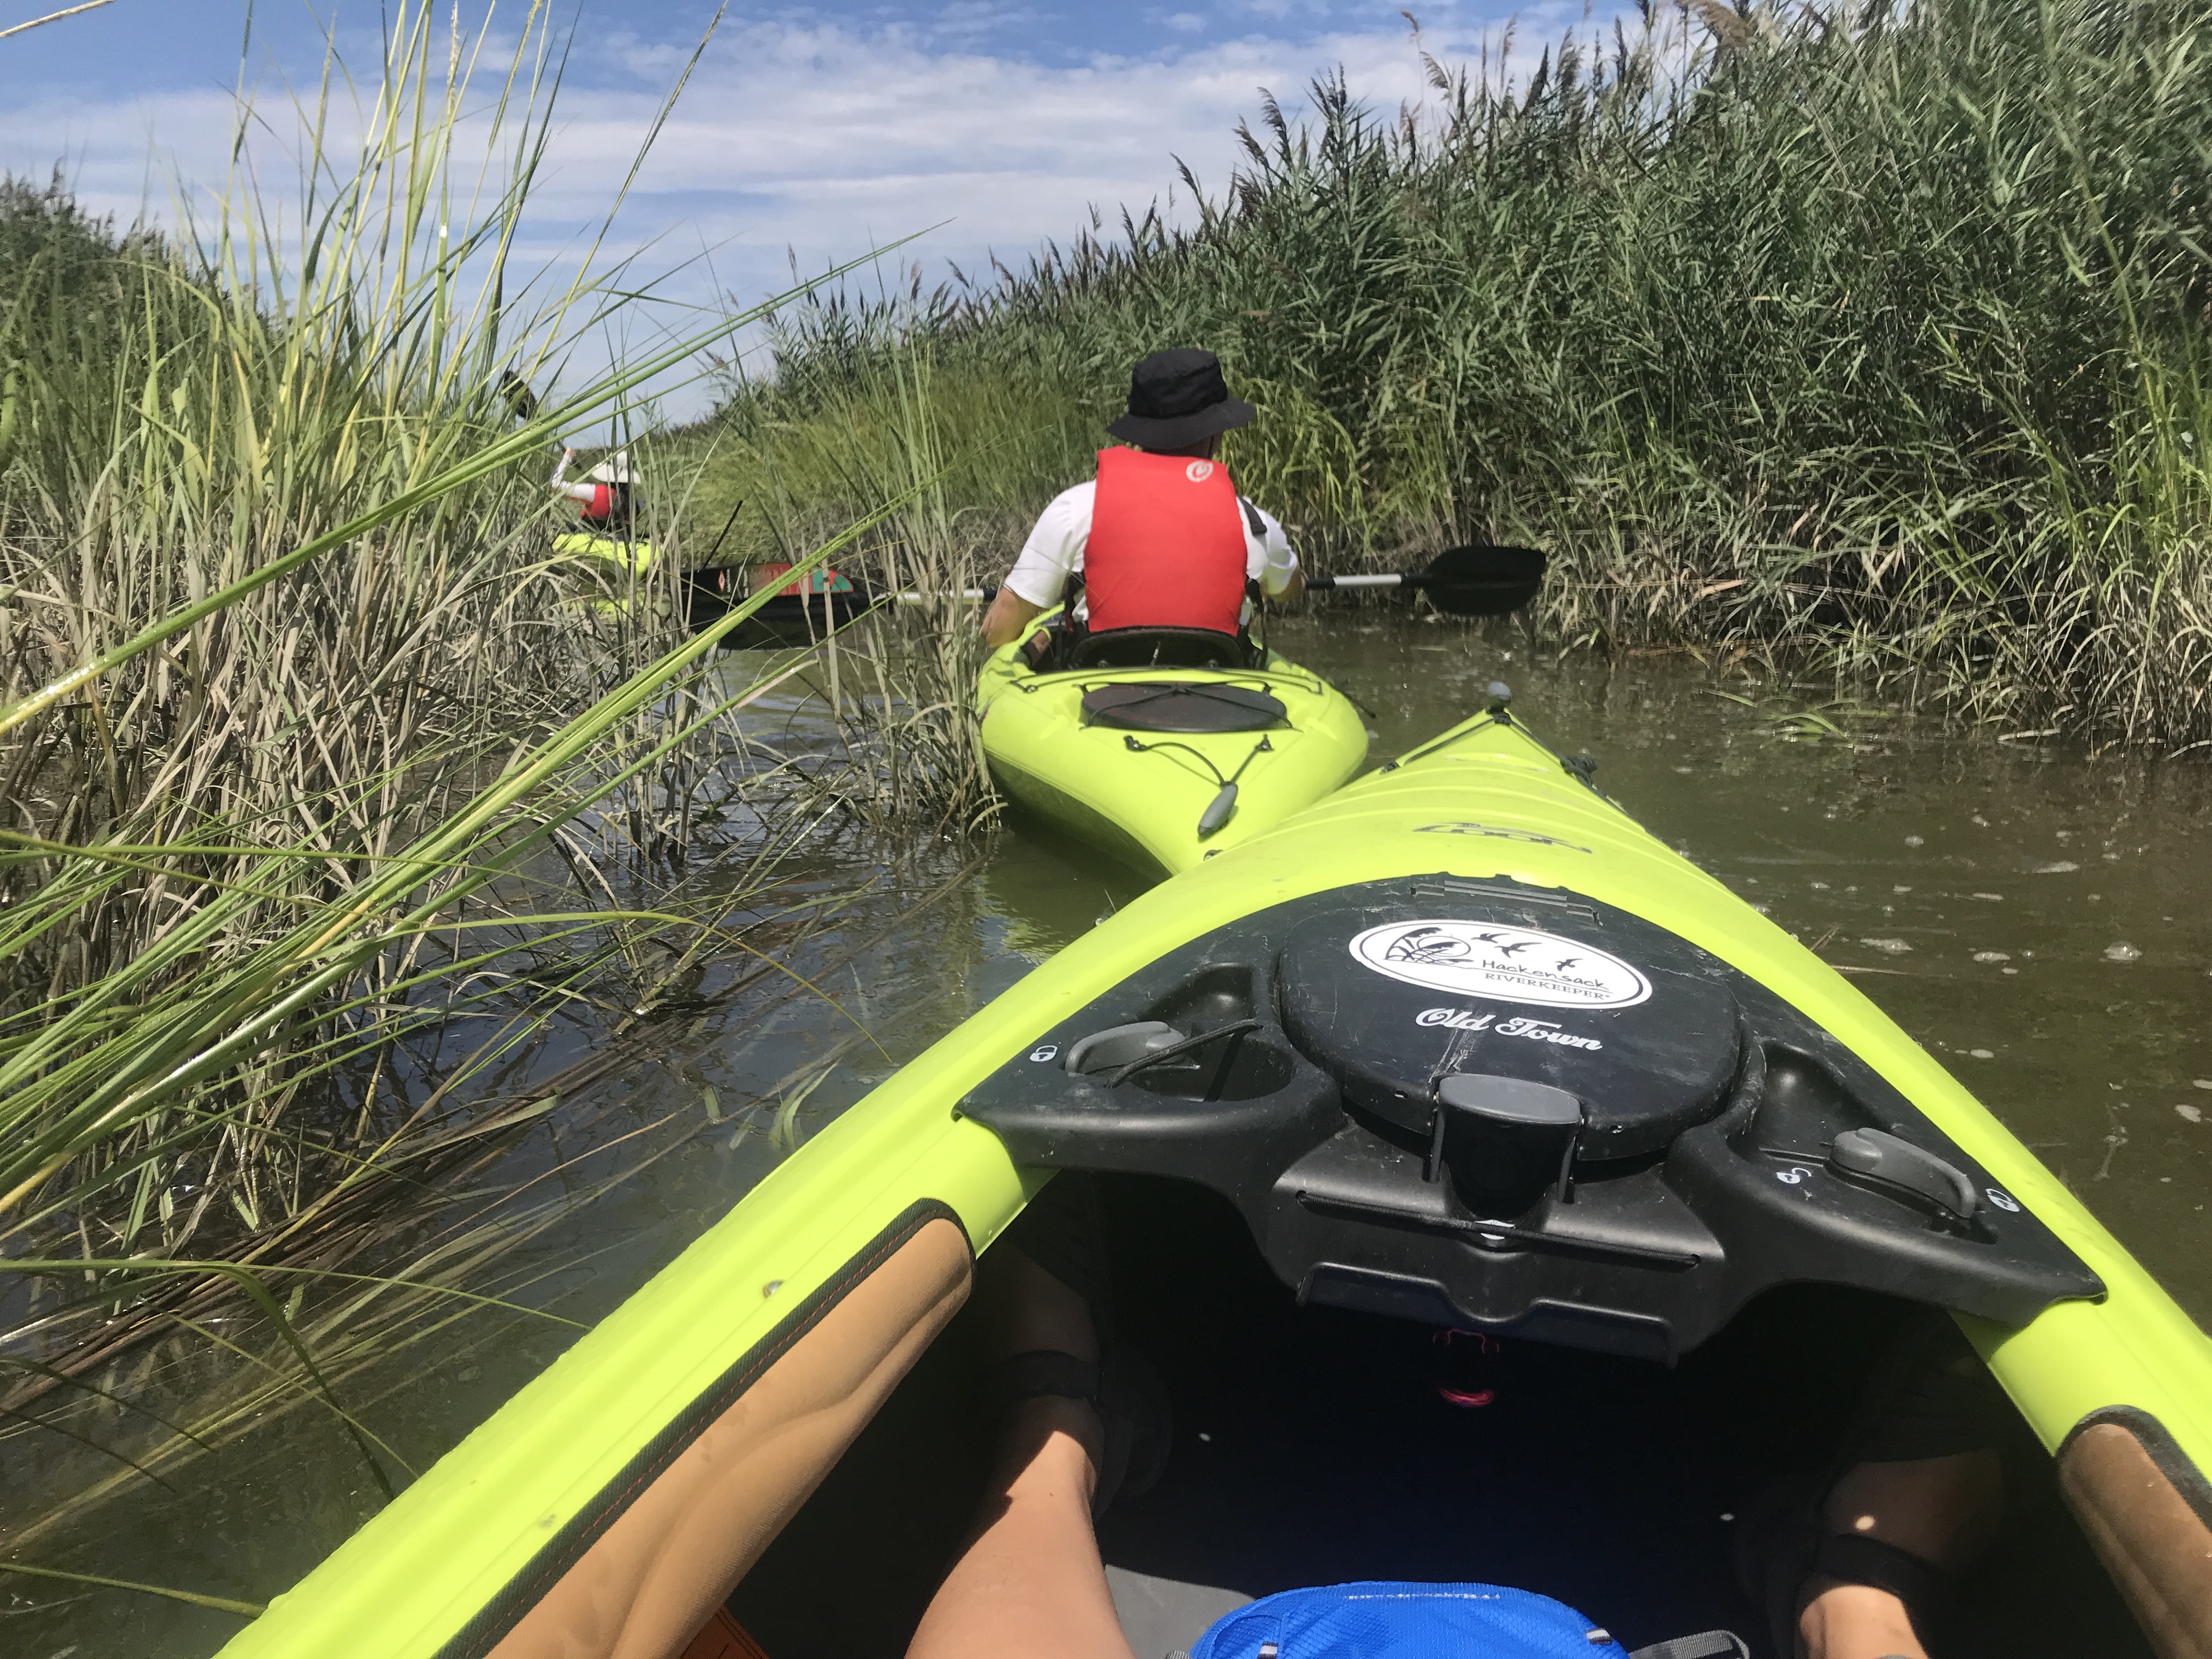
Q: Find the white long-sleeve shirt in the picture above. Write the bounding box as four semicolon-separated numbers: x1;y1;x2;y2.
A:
1003;479;1299;621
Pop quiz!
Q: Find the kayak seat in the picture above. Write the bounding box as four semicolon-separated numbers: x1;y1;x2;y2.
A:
1067;624;1257;671
1081;683;1288;734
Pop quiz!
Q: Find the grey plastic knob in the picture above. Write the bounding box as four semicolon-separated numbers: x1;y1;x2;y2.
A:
1830;1127;1979;1221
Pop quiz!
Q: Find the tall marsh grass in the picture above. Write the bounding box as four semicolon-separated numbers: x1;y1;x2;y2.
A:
667;337;1023;831
0;1;889;1526
692;0;2212;747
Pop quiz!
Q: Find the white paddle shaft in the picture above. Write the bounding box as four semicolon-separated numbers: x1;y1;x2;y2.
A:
893;574;1410;602
894;574;1408;602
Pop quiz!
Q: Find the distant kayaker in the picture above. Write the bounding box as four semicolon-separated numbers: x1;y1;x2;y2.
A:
550;446;635;536
981;349;1304;650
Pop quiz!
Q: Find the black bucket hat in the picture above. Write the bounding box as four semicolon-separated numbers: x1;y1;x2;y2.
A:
1105;348;1257;448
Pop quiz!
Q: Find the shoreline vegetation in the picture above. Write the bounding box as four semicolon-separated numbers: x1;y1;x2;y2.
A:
0;2;959;1594
689;0;2212;750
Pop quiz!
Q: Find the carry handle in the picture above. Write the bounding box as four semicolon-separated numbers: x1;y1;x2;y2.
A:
1627;1631;1751;1659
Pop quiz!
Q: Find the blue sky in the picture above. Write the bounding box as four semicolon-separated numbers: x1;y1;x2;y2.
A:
0;0;1596;423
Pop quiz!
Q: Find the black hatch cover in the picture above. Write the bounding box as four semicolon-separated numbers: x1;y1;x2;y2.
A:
1276;900;1742;1160
957;875;2104;1356
1080;682;1287;733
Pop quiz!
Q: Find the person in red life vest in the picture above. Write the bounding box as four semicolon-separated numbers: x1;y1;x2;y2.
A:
550;446;635;535
981;349;1304;648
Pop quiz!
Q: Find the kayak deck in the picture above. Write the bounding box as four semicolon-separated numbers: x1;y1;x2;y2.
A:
213;693;2212;1659
976;639;1368;878
731;1176;2150;1658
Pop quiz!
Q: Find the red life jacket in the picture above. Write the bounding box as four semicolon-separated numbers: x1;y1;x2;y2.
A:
1082;448;1249;637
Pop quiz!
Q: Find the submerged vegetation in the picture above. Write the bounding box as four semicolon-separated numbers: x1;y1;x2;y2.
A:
696;0;2212;747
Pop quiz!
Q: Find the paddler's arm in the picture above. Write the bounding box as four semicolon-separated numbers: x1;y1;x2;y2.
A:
987;485;1087;646
983;587;1048;647
1249;498;1306;603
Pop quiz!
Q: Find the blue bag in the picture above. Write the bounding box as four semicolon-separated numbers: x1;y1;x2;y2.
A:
1187;1582;1746;1659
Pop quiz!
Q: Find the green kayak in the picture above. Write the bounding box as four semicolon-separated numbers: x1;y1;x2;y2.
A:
220;698;2212;1659
974;622;1370;878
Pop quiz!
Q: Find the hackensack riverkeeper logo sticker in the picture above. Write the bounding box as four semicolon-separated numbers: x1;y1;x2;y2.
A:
1348;920;1652;1009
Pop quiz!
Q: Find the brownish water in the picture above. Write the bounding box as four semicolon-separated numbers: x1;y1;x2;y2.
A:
7;616;2208;1656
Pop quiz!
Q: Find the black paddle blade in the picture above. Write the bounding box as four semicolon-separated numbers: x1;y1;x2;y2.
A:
1408;544;1547;616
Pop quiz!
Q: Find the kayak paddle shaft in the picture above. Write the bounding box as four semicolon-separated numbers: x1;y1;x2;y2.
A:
1310;546;1547;617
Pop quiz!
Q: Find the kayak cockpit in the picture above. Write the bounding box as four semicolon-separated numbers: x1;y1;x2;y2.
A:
728;1176;2151;1658
718;871;2154;1656
1063;624;1261;673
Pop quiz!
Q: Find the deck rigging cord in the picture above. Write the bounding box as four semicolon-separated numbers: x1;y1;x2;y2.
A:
1100;1019;1264;1089
1119;733;1275;837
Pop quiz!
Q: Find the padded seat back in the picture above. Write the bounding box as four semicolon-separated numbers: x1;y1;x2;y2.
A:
1066;626;1254;671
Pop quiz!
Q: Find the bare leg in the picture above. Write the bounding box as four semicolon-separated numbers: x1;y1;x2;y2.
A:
906;1248;1136;1659
1798;1448;2004;1659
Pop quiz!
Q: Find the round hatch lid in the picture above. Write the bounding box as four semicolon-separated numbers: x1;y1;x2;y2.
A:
1276;901;1742;1160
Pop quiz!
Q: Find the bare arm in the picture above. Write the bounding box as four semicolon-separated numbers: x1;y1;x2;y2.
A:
983;586;1049;648
1248;496;1305;606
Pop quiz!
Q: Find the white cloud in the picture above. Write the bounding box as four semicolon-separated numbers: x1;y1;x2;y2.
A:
0;5;1615;420
572;14;1578;283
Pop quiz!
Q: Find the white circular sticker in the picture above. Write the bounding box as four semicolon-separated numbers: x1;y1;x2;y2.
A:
1348;919;1652;1009
1184;460;1215;482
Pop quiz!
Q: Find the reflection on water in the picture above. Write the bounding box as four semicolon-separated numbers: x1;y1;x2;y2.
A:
8;622;2208;1654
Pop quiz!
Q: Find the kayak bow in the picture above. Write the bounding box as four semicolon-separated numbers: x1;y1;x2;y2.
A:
217;696;2212;1659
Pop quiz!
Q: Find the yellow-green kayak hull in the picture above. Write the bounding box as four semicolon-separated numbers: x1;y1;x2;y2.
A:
219;708;2212;1659
974;640;1369;878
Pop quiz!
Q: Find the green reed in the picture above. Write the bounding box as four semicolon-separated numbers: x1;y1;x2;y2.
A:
657;331;1030;832
0;0;903;1511
687;0;2212;747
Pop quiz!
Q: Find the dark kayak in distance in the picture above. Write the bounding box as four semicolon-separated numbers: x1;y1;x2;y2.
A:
216;684;2212;1659
684;561;871;645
